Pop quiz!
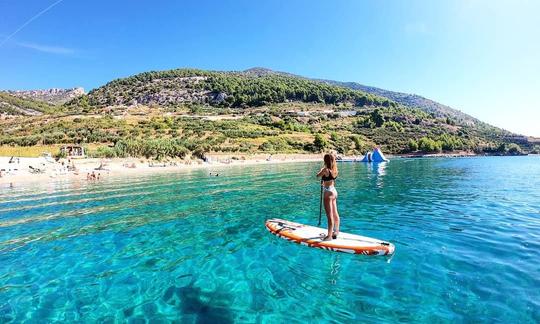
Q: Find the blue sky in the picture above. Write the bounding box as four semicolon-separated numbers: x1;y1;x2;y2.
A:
1;0;539;136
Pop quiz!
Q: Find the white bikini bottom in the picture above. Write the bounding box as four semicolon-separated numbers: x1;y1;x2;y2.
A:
323;185;337;197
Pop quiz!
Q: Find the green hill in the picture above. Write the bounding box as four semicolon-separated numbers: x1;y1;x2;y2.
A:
68;68;394;111
0;92;60;116
0;67;534;158
242;67;481;126
317;80;479;126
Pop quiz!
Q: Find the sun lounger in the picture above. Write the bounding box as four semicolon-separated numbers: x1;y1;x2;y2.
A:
148;162;167;167
95;162;110;171
29;166;45;174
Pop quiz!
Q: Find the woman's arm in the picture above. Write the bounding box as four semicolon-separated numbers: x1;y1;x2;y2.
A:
316;167;327;178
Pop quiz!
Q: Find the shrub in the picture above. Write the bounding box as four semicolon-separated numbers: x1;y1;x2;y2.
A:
383;120;403;132
438;134;464;151
94;146;117;158
313;134;328;152
192;144;211;160
408;139;418;152
55;150;67;159
507;143;523;155
371;109;385;127
418;137;442;153
334;138;352;154
259;138;289;152
112;138;188;159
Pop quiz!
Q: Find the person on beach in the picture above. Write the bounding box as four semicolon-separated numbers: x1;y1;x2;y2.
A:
317;153;340;241
87;171;97;180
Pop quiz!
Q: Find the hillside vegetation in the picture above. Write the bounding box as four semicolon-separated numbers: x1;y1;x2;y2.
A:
68;69;394;111
319;80;478;125
1;68;534;159
0;92;60;116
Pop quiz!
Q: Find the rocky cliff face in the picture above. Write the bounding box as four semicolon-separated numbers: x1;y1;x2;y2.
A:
82;76;226;107
7;87;85;105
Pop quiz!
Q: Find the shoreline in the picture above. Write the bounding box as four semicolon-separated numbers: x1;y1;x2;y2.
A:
394;151;530;158
393;151;479;158
1;152;534;188
0;154;321;187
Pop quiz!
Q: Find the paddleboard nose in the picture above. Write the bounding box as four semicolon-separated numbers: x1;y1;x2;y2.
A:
386;243;396;255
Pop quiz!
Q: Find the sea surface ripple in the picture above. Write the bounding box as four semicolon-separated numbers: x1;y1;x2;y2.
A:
0;156;539;322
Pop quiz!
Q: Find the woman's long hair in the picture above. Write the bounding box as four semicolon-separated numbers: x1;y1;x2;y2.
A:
323;154;338;177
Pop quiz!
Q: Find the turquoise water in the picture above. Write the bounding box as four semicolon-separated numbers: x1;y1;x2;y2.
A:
0;157;539;323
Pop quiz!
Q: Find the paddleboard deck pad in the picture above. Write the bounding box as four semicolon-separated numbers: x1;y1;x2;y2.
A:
265;218;395;256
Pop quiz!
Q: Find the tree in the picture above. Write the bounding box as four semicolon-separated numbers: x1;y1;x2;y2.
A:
408;139;418;152
507;143;522;155
371;109;385;127
351;135;365;151
418;137;441;153
313;134;328;152
192;144;210;160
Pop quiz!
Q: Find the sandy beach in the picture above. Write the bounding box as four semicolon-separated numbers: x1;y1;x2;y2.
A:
0;154;322;187
0;151;489;188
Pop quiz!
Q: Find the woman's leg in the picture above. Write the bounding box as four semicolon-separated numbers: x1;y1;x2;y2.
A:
323;192;334;240
332;197;340;236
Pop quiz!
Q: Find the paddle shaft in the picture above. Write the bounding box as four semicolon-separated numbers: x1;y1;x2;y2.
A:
318;180;323;226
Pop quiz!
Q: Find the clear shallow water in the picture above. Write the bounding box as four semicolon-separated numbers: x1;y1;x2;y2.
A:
0;157;539;323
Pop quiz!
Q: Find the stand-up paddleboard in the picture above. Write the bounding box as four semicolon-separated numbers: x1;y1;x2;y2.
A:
265;218;395;256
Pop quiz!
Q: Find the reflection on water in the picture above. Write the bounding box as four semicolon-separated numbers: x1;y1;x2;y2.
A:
0;157;539;322
367;161;387;188
329;254;342;285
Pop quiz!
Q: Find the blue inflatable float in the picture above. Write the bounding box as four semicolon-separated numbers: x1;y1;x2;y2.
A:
360;148;389;163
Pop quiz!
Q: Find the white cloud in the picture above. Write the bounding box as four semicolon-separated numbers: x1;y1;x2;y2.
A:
16;41;76;55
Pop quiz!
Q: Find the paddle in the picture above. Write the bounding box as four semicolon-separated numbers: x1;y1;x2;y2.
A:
318;180;323;226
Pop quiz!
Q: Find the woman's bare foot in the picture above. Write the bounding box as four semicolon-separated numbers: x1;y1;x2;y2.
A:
322;235;333;241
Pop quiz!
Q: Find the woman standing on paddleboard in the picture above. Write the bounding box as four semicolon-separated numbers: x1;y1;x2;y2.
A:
317;153;340;241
